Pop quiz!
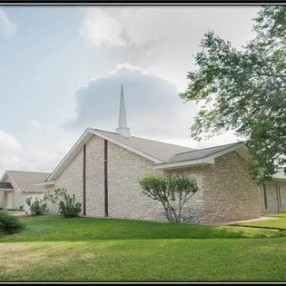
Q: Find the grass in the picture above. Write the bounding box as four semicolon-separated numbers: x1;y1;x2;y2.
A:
1;215;286;281
236;217;286;231
0;216;283;242
264;213;286;218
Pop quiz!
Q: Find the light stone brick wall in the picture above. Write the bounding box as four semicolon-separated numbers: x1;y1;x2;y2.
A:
280;183;286;212
51;135;263;224
202;151;261;223
261;181;286;214
86;136;105;217
107;140;167;221
52;148;84;214
166;167;204;223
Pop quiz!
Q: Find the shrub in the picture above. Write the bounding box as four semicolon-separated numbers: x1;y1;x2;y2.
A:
0;211;24;235
25;197;48;216
45;188;81;218
139;175;198;223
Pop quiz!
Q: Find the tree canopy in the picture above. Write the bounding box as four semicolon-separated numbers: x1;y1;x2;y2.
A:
181;6;286;182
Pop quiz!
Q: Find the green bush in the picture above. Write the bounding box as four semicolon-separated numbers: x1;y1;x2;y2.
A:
0;211;24;235
45;188;81;218
25;197;48;216
59;195;82;218
139;175;198;223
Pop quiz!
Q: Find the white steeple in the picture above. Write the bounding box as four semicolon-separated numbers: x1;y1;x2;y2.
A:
116;84;130;137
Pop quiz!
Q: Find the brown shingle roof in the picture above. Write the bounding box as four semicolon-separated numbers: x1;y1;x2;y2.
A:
92;129;196;162
168;142;242;163
5;171;50;192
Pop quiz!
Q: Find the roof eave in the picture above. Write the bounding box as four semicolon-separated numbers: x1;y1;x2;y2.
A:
154;158;215;170
154;142;249;170
47;128;163;181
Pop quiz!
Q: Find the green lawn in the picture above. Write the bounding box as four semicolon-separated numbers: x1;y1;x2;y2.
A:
264;213;286;218
0;216;286;281
236;217;286;231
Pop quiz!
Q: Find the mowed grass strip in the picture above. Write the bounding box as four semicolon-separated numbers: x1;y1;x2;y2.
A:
0;216;286;281
0;216;283;243
1;238;286;281
264;213;286;218
236;218;286;231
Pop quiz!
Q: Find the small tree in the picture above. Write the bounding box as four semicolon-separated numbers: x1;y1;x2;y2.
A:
44;188;81;218
25;197;48;216
139;175;198;223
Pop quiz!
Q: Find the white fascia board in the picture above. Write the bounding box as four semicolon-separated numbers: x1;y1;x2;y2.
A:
89;130;162;164
47;128;93;181
202;142;249;163
154;158;215;170
154;143;248;170
5;172;21;192
48;128;163;181
0;172;8;182
34;180;55;186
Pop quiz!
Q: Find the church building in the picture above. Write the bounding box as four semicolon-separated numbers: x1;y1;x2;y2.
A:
1;85;286;223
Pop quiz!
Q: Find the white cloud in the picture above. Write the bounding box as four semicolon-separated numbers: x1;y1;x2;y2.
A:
80;6;260;91
0;131;22;176
29;120;44;130
79;8;126;49
0;8;16;38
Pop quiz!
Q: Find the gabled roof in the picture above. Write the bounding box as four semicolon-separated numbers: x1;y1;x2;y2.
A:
154;142;249;169
47;128;249;180
169;142;243;163
47;128;196;181
92;129;196;162
2;170;50;192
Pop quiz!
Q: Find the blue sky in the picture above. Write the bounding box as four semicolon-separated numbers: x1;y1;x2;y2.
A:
0;6;261;175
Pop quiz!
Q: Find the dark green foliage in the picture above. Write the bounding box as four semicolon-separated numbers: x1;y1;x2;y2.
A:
139;175;198;223
25;197;48;216
0;211;24;235
180;6;286;182
59;194;81;218
45;188;81;218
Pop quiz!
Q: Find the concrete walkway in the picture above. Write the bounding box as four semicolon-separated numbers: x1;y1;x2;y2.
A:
211;216;280;226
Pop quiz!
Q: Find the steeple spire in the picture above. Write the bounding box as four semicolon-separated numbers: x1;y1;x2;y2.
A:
116;84;130;137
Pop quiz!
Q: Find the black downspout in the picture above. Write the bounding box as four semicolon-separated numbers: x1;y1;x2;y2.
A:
104;140;109;217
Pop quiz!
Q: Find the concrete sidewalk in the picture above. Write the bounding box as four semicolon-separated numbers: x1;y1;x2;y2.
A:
209;216;280;226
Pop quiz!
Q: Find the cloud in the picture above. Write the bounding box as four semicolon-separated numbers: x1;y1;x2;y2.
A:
65;64;199;145
0;8;16;38
79;7;260;91
0;131;22;176
29;120;44;130
79;8;126;49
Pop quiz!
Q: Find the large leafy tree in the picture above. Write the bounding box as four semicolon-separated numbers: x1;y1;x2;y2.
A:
181;6;286;182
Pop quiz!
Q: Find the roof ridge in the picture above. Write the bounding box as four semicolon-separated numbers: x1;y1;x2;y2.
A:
91;128;196;150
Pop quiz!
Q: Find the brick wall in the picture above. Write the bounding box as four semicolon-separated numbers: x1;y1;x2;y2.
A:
107;140;166;221
202;151;261;223
166;166;204;223
52;136;262;224
53;148;84;214
261;181;286;214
